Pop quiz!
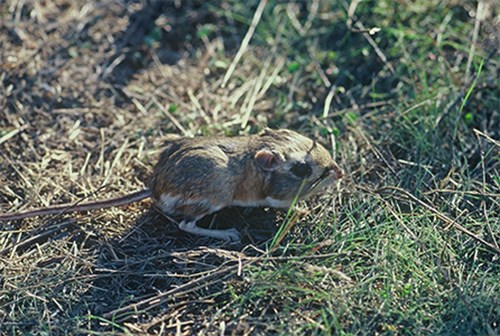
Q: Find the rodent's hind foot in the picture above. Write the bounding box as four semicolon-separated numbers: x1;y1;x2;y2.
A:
221;228;241;243
178;220;241;242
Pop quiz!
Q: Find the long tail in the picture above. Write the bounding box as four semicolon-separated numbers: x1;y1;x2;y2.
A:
0;189;152;221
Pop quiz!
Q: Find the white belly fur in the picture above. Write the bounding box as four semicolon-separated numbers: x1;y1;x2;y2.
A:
232;197;292;209
158;194;224;214
159;194;292;215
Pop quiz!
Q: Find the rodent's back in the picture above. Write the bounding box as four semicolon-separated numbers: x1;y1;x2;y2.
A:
150;135;252;204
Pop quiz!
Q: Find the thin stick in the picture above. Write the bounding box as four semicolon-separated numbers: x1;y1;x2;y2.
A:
474;129;500;148
374;186;500;254
103;262;243;319
323;85;337;119
344;0;394;74
0;125;29;146
465;1;485;80
221;0;268;88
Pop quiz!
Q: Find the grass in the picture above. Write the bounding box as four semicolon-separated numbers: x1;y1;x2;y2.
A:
0;0;498;335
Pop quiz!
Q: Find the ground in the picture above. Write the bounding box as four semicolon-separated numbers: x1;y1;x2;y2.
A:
0;0;498;335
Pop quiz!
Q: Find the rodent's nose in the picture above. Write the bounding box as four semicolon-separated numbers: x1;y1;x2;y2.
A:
329;163;343;180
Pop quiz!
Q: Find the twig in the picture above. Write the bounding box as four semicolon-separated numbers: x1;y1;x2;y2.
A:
102;139;128;187
344;0;394;74
378;197;420;242
139;300;212;332
374;186;500;254
1;220;75;257
323;85;338;119
286;0;319;36
187;88;211;125
0;125;29;146
423;189;500;199
103;261;245;319
323;100;393;118
473;129;500;148
346;0;361;30
102;242;353;320
151;96;190;136
221;0;268;88
465;1;485;80
240;56;269;129
348;125;397;176
357;21;394;74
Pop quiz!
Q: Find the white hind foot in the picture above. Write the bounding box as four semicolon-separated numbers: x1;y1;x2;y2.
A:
178;220;241;242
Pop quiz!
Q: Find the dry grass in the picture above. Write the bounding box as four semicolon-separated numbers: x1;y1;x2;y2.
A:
1;0;499;335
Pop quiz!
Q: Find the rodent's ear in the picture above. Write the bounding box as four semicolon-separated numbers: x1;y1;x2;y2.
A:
254;149;283;171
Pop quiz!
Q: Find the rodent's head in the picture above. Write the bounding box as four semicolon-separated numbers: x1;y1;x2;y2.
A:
254;129;343;203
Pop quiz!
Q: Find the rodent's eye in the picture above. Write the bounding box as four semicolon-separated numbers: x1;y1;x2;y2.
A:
290;162;312;178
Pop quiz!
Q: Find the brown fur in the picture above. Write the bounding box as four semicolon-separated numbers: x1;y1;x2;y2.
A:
151;128;341;212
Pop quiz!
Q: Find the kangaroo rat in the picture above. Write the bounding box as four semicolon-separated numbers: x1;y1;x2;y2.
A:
0;128;343;241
